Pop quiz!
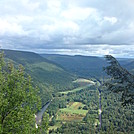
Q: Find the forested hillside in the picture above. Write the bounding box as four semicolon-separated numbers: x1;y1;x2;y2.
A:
124;61;134;73
41;54;134;134
41;54;107;78
1;50;134;133
2;50;76;106
41;54;134;78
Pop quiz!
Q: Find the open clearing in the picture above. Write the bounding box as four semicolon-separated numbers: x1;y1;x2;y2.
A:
57;113;85;121
60;108;88;115
73;78;95;85
60;78;95;94
60;84;91;94
56;102;88;121
68;102;85;109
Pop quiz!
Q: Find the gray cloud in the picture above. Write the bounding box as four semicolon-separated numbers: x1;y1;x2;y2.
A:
0;0;134;57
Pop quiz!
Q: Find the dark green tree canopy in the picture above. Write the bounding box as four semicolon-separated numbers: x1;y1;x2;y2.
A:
0;52;41;134
104;55;134;106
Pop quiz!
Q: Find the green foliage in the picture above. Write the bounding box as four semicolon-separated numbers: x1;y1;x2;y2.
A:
104;55;134;105
47;98;67;116
1;50;134;133
3;50;76;95
60;107;88;115
48;84;134;133
51;122;93;134
38;112;49;134
59;84;91;94
50;116;56;126
101;92;134;133
41;54;107;78
0;52;41;134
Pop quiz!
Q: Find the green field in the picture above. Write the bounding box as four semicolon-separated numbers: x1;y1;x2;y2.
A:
59;78;95;94
56;102;88;121
60;108;88;115
59;85;89;94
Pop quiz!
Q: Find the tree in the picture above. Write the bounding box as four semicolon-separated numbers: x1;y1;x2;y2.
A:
49;116;56;126
38;112;49;134
104;55;134;106
0;52;41;133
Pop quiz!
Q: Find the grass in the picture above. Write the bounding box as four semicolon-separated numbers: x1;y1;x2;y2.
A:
48;122;62;130
60;108;88;115
57;113;84;121
68;102;85;109
59;78;95;94
56;102;88;122
59;84;91;94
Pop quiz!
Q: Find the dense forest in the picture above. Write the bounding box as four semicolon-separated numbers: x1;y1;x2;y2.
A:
2;50;77;107
47;85;134;133
0;50;134;134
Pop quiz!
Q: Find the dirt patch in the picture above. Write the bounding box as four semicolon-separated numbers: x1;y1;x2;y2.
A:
59;113;84;121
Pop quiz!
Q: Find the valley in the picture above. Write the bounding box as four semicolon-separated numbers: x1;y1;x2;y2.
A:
1;49;134;134
1;0;134;133
59;78;95;94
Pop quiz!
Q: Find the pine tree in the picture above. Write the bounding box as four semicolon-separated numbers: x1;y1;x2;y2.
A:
104;55;134;106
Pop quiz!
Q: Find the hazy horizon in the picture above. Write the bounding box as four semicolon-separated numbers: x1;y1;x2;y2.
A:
2;48;134;59
0;0;134;58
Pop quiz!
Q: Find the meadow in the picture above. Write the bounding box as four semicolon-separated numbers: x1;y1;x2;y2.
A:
59;78;95;94
56;102;88;121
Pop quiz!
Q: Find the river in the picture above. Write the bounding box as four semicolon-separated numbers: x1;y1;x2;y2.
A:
35;100;51;124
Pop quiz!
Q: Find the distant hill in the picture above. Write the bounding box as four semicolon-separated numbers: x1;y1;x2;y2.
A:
110;58;134;73
123;60;134;73
2;50;75;90
41;54;134;78
41;54;107;78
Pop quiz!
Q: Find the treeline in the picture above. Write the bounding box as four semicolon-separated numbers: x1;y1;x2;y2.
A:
49;122;90;134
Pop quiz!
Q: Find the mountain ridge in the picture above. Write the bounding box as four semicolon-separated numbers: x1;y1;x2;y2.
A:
41;54;134;77
1;49;76;106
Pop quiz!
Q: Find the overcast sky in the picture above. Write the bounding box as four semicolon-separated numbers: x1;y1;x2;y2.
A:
0;0;134;57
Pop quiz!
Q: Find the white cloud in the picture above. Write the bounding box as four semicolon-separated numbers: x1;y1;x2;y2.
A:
0;19;27;36
21;0;40;11
0;0;134;57
61;7;96;20
47;0;61;9
37;45;134;58
104;16;118;25
42;20;79;37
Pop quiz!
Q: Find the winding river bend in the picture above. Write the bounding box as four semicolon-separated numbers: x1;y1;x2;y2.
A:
36;101;51;124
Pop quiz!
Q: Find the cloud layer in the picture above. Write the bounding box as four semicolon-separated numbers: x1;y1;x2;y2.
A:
0;0;134;57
